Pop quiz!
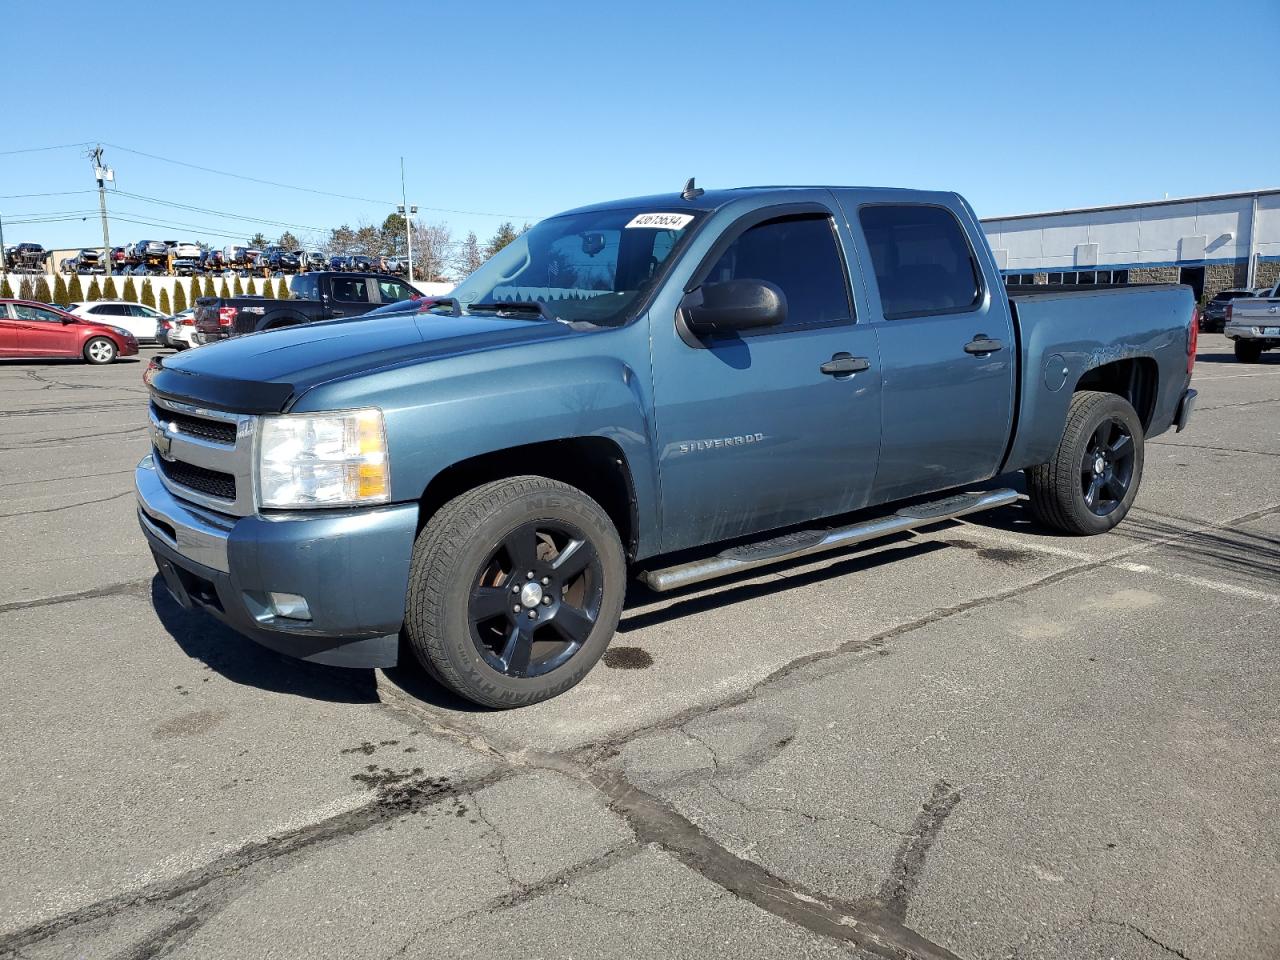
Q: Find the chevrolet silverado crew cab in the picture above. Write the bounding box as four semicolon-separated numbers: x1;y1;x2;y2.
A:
1224;278;1280;362
137;183;1199;708
193;271;420;342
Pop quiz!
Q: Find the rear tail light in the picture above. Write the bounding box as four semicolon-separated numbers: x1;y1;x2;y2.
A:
1188;306;1199;374
217;306;238;327
1226;302;1233;322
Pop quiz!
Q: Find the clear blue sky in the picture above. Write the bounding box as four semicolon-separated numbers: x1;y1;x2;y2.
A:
4;0;1278;256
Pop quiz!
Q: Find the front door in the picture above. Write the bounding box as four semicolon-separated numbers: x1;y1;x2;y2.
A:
651;206;883;553
12;303;77;357
848;201;1016;503
0;304;20;356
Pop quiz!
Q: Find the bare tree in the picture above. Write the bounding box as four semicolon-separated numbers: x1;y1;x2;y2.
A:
411;218;453;282
455;231;485;279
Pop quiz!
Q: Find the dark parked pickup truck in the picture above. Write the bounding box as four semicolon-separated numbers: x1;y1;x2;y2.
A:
193;271;421;341
137;183;1198;708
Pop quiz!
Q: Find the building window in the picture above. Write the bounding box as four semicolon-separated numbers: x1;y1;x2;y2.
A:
1113;270;1129;284
1048;272;1063;284
1096;270;1112;284
1078;271;1097;284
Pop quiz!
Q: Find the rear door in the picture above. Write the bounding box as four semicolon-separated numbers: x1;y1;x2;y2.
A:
843;199;1015;503
325;275;375;318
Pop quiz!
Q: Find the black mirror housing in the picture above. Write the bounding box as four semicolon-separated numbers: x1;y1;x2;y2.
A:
681;279;786;335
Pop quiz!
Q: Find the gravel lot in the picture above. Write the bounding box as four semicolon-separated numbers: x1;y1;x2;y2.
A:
1;336;1277;960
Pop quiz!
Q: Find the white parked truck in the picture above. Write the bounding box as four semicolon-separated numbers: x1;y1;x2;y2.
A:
1224;279;1280;362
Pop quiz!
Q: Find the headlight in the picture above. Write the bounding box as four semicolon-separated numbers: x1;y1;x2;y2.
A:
110;326;132;338
257;408;389;508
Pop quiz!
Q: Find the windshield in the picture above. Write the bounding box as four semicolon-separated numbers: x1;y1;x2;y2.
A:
451;207;702;326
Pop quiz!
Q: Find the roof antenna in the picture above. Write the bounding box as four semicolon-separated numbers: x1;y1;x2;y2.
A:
681;177;704;201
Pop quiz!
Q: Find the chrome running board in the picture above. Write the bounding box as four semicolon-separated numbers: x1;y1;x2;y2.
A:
640;488;1021;593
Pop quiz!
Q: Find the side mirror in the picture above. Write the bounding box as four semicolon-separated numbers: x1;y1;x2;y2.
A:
680;279;786;335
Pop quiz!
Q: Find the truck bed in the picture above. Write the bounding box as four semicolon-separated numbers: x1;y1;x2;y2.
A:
1003;283;1195;473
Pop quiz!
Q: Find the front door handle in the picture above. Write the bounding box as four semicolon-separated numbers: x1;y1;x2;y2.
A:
820;353;871;376
964;335;1004;355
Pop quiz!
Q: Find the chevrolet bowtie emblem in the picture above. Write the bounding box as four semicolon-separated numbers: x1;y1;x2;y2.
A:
154;423;175;459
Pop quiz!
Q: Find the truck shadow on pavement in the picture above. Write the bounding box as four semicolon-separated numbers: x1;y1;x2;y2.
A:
149;576;380;704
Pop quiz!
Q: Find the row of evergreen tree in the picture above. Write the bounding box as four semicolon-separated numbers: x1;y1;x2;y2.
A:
0;274;291;312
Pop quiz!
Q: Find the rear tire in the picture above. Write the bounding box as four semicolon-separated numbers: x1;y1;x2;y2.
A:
1025;391;1144;535
404;476;625;708
83;337;117;365
1235;340;1263;363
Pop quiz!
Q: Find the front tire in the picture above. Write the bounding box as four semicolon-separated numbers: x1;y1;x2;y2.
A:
1235;340;1263;363
405;476;625;708
1025;391;1144;535
83;337;117;365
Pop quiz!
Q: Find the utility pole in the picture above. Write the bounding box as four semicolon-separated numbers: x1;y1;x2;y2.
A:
399;157;418;283
86;145;113;276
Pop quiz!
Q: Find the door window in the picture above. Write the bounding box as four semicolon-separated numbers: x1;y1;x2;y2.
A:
91;304;128;316
292;275;319;300
703;214;852;327
376;279;415;303
858;205;983;319
330;277;370;303
14;304;66;322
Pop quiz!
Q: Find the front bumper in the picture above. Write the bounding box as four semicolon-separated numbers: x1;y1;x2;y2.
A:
135;455;418;668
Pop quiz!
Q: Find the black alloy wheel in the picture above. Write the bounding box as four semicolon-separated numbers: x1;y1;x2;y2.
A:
1081;418;1135;517
468;520;603;679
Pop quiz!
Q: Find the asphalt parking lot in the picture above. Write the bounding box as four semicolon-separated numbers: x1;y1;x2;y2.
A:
1;336;1277;960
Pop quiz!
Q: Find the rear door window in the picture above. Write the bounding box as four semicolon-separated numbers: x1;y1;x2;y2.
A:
292;275;319;300
330;277;371;303
858;205;983;319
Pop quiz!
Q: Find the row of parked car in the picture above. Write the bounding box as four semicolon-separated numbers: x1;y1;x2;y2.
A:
0;264;428;365
5;241;413;279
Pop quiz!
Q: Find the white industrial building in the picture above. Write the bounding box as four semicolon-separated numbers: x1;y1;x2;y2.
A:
981;188;1280;302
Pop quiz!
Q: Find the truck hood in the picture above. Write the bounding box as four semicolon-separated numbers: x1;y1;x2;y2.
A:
148;311;577;413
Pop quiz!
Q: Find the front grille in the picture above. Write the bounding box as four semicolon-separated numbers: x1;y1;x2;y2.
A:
151;405;238;445
158;457;237;501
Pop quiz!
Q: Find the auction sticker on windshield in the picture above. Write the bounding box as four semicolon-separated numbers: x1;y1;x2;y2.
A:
626;213;695;229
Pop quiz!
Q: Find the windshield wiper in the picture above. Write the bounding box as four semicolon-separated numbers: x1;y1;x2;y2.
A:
466;301;558;322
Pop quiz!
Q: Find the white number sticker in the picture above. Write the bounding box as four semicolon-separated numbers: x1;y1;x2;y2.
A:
625;212;694;230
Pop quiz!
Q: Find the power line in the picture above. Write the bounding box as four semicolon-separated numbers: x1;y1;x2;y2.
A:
0;141;92;157
0;190;96;199
100;140;540;219
112;190;328;233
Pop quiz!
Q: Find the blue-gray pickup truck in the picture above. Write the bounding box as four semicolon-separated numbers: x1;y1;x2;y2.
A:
136;183;1199;707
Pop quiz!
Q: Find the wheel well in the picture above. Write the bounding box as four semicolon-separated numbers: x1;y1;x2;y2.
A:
1075;358;1158;430
418;438;638;558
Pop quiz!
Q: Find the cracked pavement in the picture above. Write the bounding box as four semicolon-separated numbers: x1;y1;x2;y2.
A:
1;338;1278;959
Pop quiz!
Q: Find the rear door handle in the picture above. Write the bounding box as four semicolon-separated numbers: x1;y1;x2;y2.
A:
964;335;1004;355
820;353;871;376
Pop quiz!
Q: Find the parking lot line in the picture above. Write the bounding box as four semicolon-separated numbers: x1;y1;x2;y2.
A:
1110;561;1280;604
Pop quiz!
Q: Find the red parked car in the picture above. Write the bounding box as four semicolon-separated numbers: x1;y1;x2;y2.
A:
0;299;139;364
